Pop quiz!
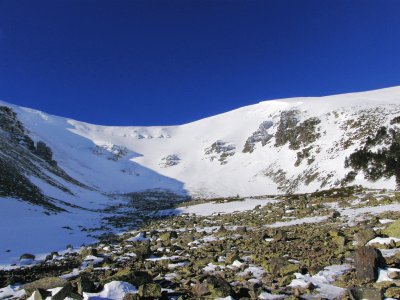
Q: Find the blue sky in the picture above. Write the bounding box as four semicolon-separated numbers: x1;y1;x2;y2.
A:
1;0;400;125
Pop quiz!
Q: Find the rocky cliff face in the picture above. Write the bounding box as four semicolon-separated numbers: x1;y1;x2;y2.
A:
254;104;400;194
0;105;90;210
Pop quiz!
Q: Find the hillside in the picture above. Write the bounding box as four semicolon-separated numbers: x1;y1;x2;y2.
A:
2;87;400;299
2;86;400;200
1;86;400;264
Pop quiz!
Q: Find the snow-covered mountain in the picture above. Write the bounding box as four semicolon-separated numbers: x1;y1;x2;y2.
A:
2;86;400;203
2;86;400;264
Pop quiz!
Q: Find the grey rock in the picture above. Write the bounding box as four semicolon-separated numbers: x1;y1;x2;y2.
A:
354;246;385;282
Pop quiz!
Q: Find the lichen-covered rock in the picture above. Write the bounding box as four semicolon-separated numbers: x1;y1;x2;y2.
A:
280;264;299;276
201;275;233;298
384;286;400;298
354;228;376;246
130;271;153;286
273;230;287;242
266;257;291;277
105;269;153;287
138;283;162;298
133;241;152;259
159;230;178;242
76;276;95;294
122;293;138;300
192;281;209;298
383;218;400;238
80;247;98;258
348;287;383;300
225;250;240;265
332;235;346;248
104;268;131;284
23;277;68;294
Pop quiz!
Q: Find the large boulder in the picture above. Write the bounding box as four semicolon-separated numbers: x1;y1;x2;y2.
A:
52;282;73;300
76;276;95;294
19;253;35;260
133;241;152;259
23;277;68;295
193;275;233;298
138;283;162;298
354;228;376;246
354;246;385;282
105;269;152;286
266;257;298;277
348;287;382;300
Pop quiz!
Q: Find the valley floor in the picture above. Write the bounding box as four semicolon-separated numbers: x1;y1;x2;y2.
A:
1;187;400;299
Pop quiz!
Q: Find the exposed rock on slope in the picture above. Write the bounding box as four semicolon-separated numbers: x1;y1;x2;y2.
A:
160;154;181;167
243;120;273;153
204;140;236;164
0;105;90;210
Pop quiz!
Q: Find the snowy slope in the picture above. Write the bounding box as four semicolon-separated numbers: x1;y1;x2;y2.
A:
2;86;400;200
2;86;400;264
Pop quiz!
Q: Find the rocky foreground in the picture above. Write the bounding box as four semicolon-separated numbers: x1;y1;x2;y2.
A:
1;187;400;299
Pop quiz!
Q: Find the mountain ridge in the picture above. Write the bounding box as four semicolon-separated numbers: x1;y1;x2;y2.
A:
2;86;400;201
3;85;400;128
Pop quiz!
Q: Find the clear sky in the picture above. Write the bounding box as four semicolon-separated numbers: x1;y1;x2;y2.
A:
1;0;400;126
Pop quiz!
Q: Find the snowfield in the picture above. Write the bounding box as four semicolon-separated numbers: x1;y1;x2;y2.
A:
0;198;103;265
157;198;278;217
